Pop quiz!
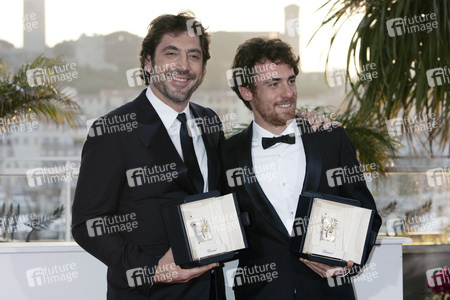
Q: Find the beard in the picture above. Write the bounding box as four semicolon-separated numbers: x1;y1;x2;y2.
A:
150;62;203;104
252;96;297;127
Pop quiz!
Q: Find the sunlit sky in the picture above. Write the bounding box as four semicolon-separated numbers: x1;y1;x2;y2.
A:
0;0;362;72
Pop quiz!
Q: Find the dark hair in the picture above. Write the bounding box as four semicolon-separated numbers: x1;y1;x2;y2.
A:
230;37;300;110
139;11;211;85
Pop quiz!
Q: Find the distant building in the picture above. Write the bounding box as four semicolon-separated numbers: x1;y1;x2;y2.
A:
76;34;117;71
203;4;301;91
23;0;46;53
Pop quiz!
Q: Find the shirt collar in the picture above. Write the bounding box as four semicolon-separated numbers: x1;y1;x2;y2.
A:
146;87;191;130
252;120;299;146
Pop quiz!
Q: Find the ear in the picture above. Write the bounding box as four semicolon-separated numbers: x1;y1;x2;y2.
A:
144;55;152;72
238;86;253;102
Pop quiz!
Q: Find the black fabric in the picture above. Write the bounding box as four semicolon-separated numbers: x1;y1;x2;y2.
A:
261;134;295;149
177;113;204;193
220;119;382;300
72;89;226;300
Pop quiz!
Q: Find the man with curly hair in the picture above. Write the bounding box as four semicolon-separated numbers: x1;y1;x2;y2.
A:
221;37;381;299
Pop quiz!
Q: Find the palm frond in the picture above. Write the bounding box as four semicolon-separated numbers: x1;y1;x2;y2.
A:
314;0;450;154
25;205;65;242
0;55;81;129
336;110;399;175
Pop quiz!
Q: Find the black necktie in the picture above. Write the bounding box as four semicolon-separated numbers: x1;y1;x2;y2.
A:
177;113;204;193
261;134;296;149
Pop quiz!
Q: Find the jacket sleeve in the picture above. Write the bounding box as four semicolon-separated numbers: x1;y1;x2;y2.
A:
71;127;158;296
338;128;382;274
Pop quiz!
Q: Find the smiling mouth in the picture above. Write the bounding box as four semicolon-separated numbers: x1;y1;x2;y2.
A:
172;76;189;82
168;72;194;85
277;102;293;108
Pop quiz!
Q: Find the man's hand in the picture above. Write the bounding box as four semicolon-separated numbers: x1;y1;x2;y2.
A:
153;248;218;284
297;110;342;132
300;258;354;278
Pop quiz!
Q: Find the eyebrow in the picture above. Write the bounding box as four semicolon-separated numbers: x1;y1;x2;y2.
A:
161;45;202;55
161;45;179;52
187;48;202;55
265;74;296;83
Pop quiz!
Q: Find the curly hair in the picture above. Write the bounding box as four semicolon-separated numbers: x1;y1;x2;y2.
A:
139;11;211;85
229;37;300;110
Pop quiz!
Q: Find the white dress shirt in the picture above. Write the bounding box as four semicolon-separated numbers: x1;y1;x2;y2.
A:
252;120;306;234
146;87;208;192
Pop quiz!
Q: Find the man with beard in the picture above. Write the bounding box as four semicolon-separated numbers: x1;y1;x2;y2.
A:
220;38;381;299
72;12;225;299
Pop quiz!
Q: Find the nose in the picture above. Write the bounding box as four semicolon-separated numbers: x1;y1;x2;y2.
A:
176;53;190;72
282;82;295;99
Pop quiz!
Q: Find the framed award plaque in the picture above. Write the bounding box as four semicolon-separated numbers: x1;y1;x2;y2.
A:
290;192;377;267
162;191;248;268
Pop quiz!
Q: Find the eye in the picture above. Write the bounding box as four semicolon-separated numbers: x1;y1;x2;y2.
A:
189;53;200;60
269;82;278;87
289;78;296;84
166;52;177;56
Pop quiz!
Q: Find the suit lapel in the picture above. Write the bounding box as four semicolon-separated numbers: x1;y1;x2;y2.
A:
296;118;322;193
134;90;197;194
238;123;290;238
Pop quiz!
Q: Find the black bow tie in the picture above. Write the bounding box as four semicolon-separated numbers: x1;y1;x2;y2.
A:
261;134;295;149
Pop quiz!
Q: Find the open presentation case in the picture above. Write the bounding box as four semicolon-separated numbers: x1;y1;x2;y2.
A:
290;192;377;267
162;191;248;268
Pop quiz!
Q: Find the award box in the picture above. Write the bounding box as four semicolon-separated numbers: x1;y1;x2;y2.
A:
290;192;377;267
162;191;248;268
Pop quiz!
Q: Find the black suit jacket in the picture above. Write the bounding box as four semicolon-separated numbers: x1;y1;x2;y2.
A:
72;90;225;300
220;120;382;300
